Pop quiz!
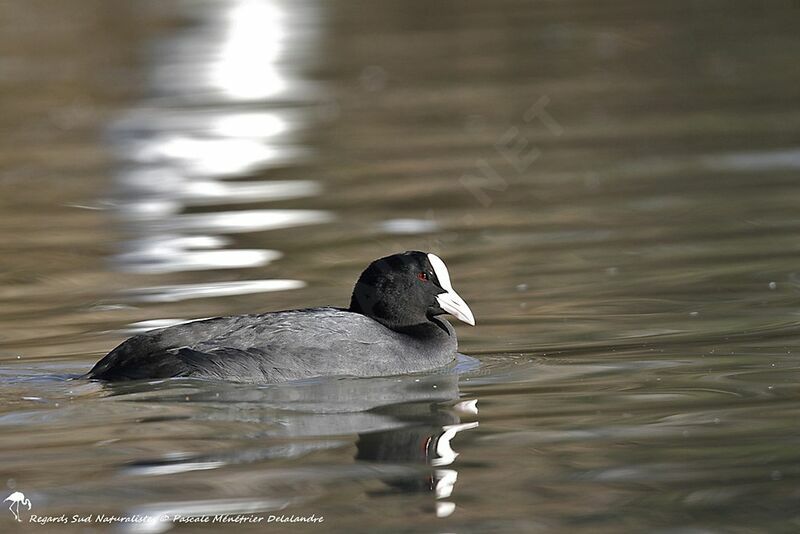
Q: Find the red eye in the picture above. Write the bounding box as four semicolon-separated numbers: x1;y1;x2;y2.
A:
417;272;428;281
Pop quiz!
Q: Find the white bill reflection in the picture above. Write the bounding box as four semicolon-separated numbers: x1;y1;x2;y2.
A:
431;421;480;467
429;416;479;517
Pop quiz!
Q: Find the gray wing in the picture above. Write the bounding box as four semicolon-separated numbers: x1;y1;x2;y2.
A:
85;314;262;381
85;308;439;383
184;309;421;382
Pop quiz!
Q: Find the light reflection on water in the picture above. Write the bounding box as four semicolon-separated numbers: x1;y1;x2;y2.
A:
2;0;800;532
109;0;330;280
122;279;306;303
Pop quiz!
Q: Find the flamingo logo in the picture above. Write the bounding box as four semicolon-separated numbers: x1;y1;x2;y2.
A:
4;492;31;522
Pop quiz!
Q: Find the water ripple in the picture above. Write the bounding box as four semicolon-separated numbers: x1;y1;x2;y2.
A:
123;280;305;303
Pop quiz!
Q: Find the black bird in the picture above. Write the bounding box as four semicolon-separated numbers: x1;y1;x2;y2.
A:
85;251;475;383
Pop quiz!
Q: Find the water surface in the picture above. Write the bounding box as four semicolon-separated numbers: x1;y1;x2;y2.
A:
1;0;800;532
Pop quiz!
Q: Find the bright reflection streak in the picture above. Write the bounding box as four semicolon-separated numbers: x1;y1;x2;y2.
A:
380;218;439;235
124;459;225;476
123;319;198;334
115;235;279;273
116;169;320;210
703;148;800;171
181;180;320;204
211;112;287;138
157;209;333;233
126;279;306;303
211;0;287;100
109;0;329;277
118;248;278;274
131;135;285;177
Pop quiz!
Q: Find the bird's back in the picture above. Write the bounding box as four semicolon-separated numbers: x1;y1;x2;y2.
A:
86;308;457;383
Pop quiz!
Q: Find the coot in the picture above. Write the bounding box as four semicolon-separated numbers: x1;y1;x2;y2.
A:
86;251;475;383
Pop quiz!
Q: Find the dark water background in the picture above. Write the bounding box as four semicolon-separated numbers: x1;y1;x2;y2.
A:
2;0;800;532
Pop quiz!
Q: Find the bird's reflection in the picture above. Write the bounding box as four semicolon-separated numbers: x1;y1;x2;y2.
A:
111;365;478;518
356;400;479;518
